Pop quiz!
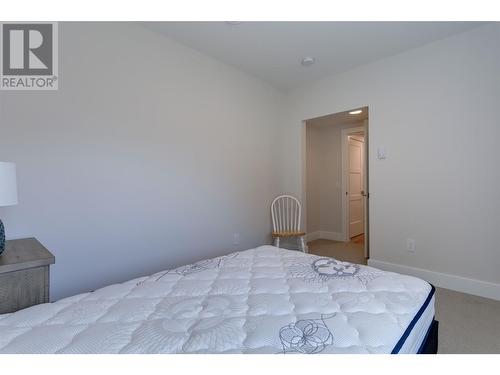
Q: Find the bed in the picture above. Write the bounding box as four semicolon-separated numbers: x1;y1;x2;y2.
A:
0;246;437;354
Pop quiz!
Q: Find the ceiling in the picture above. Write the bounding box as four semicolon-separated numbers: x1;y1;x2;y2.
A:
142;22;486;91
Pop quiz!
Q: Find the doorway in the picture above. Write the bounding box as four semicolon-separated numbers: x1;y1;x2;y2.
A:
304;107;369;263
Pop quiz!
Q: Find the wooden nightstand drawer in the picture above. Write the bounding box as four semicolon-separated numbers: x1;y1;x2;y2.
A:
0;238;55;314
0;266;50;314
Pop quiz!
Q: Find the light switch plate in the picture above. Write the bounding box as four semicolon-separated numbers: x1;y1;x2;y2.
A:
377;146;387;159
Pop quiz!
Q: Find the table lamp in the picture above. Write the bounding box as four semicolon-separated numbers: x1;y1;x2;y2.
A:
0;162;18;255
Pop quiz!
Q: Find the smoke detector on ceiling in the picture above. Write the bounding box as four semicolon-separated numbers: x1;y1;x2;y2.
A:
301;57;316;67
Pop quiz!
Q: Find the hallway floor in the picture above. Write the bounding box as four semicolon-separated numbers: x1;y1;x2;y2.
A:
307;237;367;265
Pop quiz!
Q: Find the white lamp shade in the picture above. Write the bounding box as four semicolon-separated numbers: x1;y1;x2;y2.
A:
0;162;18;207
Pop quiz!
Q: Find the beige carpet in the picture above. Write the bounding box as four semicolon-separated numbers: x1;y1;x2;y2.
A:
307;239;500;353
435;287;500;353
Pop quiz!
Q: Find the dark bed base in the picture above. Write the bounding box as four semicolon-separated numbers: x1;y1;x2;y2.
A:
418;319;439;354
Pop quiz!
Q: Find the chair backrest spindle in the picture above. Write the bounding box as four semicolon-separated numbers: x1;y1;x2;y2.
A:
271;195;302;234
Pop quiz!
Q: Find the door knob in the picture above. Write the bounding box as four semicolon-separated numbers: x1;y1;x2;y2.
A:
361;190;367;197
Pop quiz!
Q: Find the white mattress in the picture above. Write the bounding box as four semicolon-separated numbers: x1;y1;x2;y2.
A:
0;246;434;354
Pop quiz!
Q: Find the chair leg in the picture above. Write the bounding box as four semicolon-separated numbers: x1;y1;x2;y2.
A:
273;237;280;248
298;236;306;253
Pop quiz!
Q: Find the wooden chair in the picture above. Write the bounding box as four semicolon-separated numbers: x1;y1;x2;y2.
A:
271;195;306;252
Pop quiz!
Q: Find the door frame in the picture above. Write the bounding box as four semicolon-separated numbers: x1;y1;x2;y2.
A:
341;122;369;257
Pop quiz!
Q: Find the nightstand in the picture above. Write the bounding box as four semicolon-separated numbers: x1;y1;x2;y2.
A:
0;238;55;314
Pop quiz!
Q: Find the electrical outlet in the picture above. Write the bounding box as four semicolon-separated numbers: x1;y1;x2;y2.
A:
407;239;416;253
233;233;240;245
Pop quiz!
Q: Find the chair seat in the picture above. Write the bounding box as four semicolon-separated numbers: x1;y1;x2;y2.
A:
272;231;306;238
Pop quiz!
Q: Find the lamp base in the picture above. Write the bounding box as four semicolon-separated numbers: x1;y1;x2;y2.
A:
0;219;5;255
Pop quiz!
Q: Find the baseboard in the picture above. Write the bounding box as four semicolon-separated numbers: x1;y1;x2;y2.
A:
320;231;345;241
368;259;500;301
306;231;345;242
305;231;321;242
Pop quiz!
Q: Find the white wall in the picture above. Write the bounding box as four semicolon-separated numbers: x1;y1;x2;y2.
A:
0;22;285;300
306;118;364;237
281;24;500;299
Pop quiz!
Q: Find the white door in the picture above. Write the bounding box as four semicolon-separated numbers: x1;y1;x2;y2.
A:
348;136;364;238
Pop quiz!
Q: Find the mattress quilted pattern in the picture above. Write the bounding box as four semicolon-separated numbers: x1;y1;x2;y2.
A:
0;246;431;354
